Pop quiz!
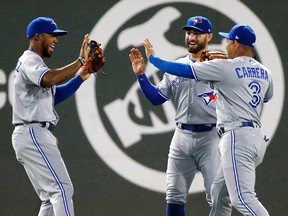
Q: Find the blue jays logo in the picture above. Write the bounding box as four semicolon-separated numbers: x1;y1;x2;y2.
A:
198;90;218;106
193;18;202;24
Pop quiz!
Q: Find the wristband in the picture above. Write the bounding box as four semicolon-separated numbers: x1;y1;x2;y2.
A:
78;57;86;66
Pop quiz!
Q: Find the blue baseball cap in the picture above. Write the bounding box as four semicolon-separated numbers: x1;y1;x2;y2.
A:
218;24;256;47
26;17;68;39
182;16;212;33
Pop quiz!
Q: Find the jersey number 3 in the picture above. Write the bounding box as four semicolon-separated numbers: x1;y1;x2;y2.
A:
248;81;261;108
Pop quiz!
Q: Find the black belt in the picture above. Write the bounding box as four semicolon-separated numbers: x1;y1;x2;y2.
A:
14;122;55;132
177;123;216;132
217;121;256;137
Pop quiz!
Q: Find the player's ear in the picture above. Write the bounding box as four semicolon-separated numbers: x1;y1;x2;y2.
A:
33;34;40;41
207;33;213;42
233;40;240;50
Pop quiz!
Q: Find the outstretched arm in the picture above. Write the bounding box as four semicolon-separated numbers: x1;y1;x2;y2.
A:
129;48;167;105
142;38;195;79
54;75;83;106
54;68;92;106
42;34;91;87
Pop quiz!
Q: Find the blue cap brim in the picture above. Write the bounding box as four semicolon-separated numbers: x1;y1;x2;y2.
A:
51;29;68;36
182;26;205;32
218;32;230;39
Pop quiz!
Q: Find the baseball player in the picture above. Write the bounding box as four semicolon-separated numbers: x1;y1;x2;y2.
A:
141;24;273;215
12;17;92;216
129;16;222;216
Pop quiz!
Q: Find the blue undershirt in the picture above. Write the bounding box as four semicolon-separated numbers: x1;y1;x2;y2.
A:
54;75;84;106
136;74;167;105
149;55;194;79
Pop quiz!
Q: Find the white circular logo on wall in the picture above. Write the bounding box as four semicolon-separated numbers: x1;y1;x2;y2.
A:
76;0;284;193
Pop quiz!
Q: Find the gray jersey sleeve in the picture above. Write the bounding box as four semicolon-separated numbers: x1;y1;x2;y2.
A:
158;56;190;99
157;73;174;99
23;54;50;86
190;59;226;82
264;75;273;102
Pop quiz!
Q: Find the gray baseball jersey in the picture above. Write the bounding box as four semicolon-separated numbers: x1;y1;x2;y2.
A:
12;50;59;125
158;55;217;124
188;56;273;216
189;56;273;128
157;55;220;206
12;50;74;215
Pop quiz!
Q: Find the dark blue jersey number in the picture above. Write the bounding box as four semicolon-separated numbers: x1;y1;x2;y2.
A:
248;81;261;108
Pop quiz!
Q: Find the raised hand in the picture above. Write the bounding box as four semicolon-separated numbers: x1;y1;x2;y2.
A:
142;38;155;58
129;48;146;75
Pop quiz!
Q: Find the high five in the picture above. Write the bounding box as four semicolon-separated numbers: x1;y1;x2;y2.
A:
139;24;273;215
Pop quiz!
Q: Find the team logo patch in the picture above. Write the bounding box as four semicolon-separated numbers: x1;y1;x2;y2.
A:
193;18;202;24
198;90;218;106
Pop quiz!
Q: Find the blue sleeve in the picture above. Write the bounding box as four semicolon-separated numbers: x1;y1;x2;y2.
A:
54;75;84;106
149;55;195;79
137;74;167;106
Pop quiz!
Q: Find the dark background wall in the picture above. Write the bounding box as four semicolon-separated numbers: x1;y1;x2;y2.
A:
0;1;287;215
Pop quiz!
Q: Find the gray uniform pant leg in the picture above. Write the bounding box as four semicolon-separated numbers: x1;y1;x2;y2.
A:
166;128;220;205
12;125;74;216
209;167;232;216
210;127;269;216
197;128;221;205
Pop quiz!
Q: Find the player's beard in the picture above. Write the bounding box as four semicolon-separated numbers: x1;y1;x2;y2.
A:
43;48;52;58
43;51;51;58
186;40;206;54
42;42;53;58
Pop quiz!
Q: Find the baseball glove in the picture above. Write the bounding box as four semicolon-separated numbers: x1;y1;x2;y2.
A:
200;50;227;62
82;40;106;76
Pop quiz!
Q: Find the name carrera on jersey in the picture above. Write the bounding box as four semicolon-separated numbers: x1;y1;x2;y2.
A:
235;67;269;81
